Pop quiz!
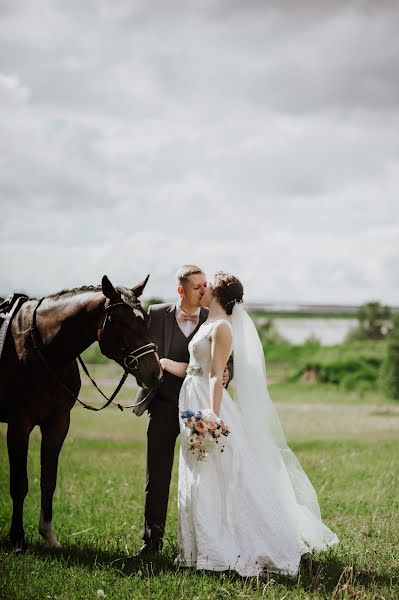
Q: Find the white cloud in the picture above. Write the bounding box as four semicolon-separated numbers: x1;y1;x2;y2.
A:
0;0;398;305
0;72;31;105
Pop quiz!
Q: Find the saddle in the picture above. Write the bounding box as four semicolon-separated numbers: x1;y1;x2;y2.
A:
0;293;30;359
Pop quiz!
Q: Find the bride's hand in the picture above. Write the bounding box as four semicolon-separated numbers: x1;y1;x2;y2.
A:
160;358;169;371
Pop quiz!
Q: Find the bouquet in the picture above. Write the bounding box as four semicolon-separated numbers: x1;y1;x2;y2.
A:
180;408;230;461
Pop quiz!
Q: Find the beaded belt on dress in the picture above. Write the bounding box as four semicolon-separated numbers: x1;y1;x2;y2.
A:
186;364;203;376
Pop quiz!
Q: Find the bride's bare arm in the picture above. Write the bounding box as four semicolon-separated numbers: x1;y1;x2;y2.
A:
160;358;188;378
209;323;232;416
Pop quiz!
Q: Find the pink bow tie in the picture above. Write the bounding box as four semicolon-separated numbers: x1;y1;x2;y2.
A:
179;312;199;324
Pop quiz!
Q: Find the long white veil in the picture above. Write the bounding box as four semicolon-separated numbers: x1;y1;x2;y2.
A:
231;304;337;532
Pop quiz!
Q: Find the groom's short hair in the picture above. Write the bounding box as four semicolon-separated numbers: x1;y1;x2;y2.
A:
176;265;204;285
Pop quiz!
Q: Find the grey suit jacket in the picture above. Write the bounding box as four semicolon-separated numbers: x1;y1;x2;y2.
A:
132;303;234;416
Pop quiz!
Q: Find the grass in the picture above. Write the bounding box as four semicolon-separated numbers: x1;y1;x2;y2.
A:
263;340;387;375
270;381;389;406
1;365;399;599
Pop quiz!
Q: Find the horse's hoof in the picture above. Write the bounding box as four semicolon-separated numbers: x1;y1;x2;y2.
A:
43;538;62;549
9;533;27;552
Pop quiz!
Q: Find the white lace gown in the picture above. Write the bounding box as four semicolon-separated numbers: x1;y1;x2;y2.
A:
178;319;338;577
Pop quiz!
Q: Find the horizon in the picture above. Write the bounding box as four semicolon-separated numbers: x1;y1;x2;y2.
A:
1;286;398;313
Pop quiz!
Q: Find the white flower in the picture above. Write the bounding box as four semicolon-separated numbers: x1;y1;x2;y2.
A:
201;408;218;423
97;590;106;598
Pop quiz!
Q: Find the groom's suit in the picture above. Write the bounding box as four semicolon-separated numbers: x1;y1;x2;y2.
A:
133;302;233;550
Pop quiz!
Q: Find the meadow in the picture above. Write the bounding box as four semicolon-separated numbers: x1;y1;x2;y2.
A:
1;355;399;599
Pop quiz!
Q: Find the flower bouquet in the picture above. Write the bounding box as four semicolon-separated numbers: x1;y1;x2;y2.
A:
180;408;230;461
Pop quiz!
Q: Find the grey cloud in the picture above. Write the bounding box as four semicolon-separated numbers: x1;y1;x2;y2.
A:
2;1;399;116
0;0;398;303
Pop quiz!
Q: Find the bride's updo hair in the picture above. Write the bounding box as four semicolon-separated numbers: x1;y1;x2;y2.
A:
211;272;244;315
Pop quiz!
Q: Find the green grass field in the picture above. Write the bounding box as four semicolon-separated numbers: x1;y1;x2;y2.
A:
1;365;399;599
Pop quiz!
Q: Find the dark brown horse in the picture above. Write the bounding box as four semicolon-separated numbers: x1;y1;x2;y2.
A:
0;275;161;549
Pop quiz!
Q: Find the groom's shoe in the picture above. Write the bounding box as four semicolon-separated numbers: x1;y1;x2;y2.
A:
131;542;162;561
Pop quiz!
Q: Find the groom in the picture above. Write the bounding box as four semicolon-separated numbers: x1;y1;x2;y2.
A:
133;265;233;558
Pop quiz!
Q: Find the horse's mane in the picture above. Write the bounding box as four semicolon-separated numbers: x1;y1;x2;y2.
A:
47;285;102;300
46;285;138;306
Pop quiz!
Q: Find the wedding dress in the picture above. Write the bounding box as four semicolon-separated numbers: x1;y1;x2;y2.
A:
178;308;338;577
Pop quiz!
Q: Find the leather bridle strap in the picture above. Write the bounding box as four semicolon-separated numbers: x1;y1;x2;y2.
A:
30;298;133;412
124;343;158;370
76;356;128;411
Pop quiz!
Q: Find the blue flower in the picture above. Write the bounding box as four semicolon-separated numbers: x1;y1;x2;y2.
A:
180;409;204;421
180;410;195;419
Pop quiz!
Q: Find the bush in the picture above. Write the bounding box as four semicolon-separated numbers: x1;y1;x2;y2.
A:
341;369;379;391
379;315;399;400
261;339;321;366
143;296;165;311
346;301;392;341
297;357;380;390
287;339;386;390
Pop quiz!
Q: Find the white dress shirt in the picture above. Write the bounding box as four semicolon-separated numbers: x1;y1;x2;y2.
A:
175;302;201;337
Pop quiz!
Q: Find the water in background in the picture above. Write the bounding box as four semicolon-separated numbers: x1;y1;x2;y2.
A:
273;318;358;345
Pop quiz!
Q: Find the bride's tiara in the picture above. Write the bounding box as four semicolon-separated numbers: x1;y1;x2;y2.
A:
225;298;243;307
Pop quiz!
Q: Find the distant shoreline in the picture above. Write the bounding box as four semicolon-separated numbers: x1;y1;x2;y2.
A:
246;302;399;318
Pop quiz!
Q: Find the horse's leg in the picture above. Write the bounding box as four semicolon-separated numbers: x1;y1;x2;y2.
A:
38;411;70;548
7;419;34;548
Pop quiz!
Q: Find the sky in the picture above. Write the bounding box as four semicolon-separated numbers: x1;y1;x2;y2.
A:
1;0;398;305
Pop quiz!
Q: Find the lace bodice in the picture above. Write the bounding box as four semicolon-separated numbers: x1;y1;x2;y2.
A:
187;320;232;376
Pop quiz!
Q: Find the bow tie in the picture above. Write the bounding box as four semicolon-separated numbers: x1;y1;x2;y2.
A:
179;312;199;324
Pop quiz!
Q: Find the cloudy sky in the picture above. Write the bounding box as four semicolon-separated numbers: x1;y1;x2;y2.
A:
1;0;398;305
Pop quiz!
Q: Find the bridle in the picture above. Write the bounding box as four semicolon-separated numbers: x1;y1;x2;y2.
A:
100;300;157;374
30;297;158;412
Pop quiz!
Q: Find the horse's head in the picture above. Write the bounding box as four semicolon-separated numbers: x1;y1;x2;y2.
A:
99;275;162;389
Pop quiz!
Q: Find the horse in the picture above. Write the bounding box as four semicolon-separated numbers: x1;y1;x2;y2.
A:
0;275;161;549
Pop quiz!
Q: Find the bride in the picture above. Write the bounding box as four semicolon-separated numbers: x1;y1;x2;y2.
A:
160;272;338;577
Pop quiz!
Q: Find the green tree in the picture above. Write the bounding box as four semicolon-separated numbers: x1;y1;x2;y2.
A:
380;314;399;400
142;296;165;311
347;301;392;341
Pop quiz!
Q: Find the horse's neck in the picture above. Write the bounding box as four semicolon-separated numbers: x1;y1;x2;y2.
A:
38;292;105;362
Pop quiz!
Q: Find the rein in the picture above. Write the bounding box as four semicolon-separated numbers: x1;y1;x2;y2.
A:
30;297;156;412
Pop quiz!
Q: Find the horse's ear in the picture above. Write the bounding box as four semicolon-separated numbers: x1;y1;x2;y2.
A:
132;274;150;298
102;275;119;300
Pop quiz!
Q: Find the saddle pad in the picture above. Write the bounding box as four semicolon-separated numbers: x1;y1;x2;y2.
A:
0;293;29;360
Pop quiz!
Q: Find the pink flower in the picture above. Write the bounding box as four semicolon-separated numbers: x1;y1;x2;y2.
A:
195;420;208;433
206;421;217;432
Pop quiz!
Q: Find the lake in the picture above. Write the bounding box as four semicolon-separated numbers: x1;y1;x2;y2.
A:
272;317;358;345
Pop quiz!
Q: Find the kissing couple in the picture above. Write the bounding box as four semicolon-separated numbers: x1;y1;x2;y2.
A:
133;265;338;577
